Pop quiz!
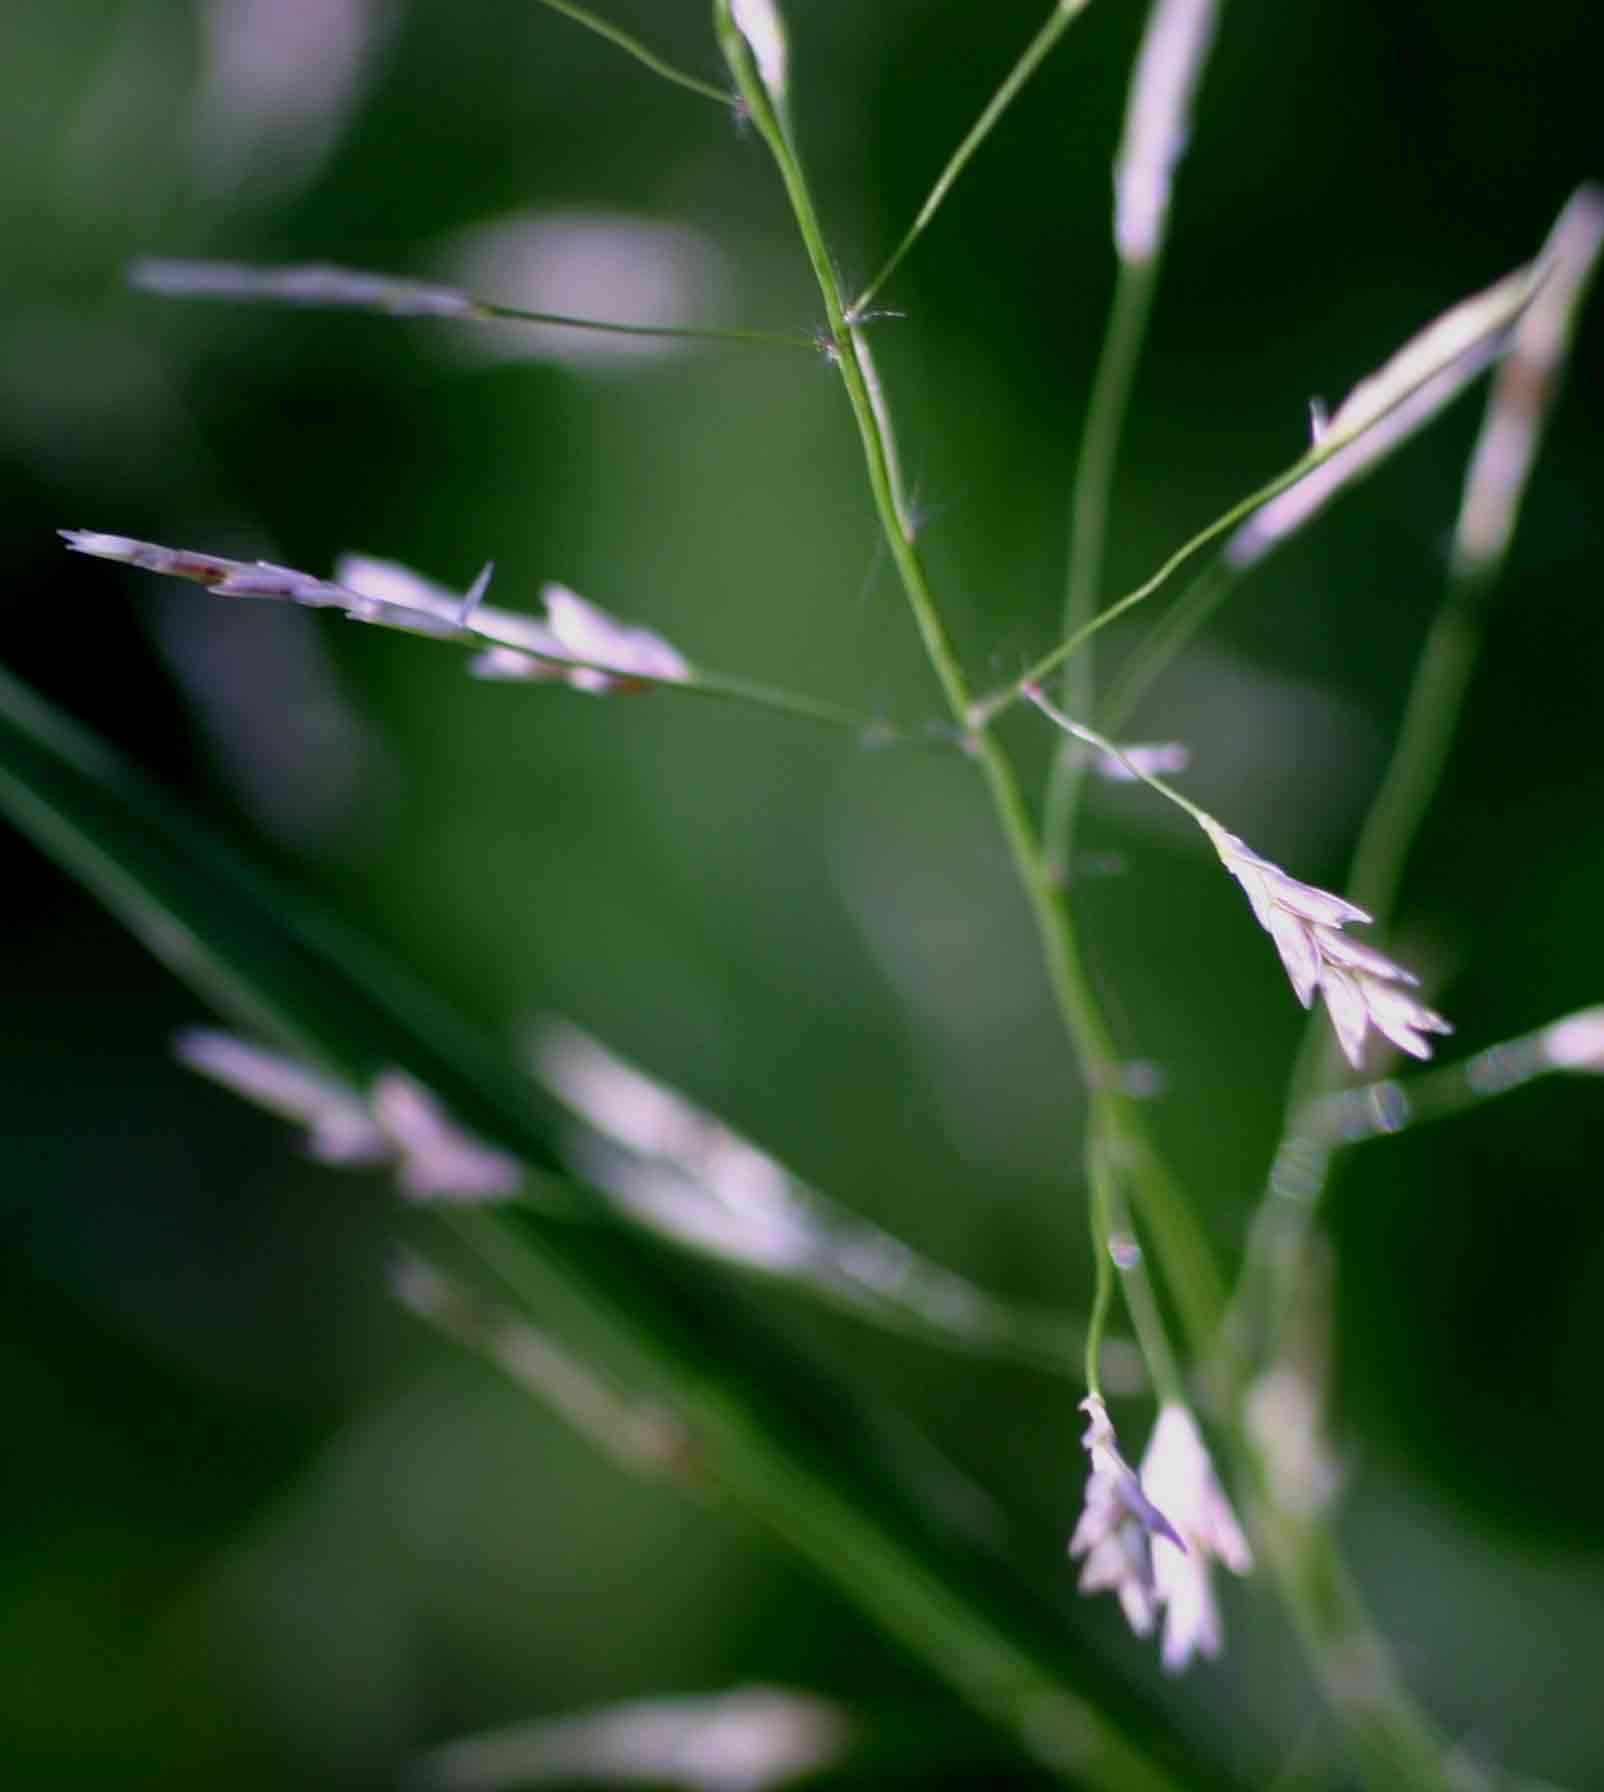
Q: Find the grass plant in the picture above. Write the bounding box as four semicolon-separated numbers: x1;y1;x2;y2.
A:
3;4;1600;1788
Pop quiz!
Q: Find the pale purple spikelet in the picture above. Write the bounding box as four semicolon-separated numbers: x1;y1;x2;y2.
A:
1113;0;1219;266
730;0;788;102
1069;1395;1184;1641
1203;820;1451;1069
370;1072;523;1201
1226;265;1538;568
1452;187;1604;575
63;532;691;696
1139;1403;1252;1673
129;258;481;318
175;1029;522;1201
1092;741;1190;782
1540;1006;1604;1073
541;582;691;687
175;1027;389;1164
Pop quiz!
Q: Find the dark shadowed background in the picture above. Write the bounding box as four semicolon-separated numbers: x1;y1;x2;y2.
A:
3;1;1602;1786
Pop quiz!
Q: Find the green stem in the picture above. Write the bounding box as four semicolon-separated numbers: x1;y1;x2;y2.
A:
534;0;735;105
1098;558;1235;741
713;16;1498;1788
966;329;1513;731
1208;231;1604;1782
853;2;1092;315
1096;1149;1185;1406
715;3;1225;1365
1297;1023;1572;1147
482;301;815;348
1225;564;1489;1397
1273;571;1483;1299
969;455;1325;724
1342;588;1484;928
1022;685;1211;828
1083;1144;1117;1396
1044;257;1160;881
1246;1490;1459;1791
676;664;894;733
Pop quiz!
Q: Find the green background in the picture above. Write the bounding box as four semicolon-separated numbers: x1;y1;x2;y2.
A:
2;0;1601;1785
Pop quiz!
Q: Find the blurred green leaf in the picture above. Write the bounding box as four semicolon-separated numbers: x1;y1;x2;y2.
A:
0;658;1228;1792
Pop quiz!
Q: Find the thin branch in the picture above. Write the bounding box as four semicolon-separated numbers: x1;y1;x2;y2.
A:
60;531;893;739
1045;0;1220;879
714;12;1530;1781
714;1;1227;1367
852;2;1092;315
1225;187;1604;1382
129;258;814;349
533;0;735;105
1095;557;1234;738
715;11;1220;1785
1293;1007;1604;1150
1044;256;1160;879
969;260;1539;726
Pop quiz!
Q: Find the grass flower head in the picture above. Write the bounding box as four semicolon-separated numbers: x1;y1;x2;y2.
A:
1138;1403;1253;1673
1069;1395;1184;1640
1202;820;1451;1069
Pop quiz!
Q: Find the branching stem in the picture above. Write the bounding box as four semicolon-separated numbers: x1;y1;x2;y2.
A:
535;0;734;105
713;3;1225;1370
853;2;1092;315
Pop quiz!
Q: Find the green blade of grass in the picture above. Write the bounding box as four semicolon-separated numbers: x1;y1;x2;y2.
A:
0;659;1224;1792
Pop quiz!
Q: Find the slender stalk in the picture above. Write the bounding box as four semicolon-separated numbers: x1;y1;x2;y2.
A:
1233;186;1604;1374
534;0;735;105
715;13;1496;1785
1099;1165;1185;1405
968;452;1335;724
1297;1015;1600;1147
965;300;1524;731
1047;0;1222;878
1245;1490;1458;1792
1342;595;1481;929
481;301;815;347
714;1;1225;1362
852;2;1092;315
1210;190;1604;1792
132;260;814;348
851;327;915;539
1023;684;1209;827
1083;1142;1117;1396
1225;563;1493;1388
1116;1251;1182;1406
1097;557;1235;737
1044;258;1159;881
675;664;894;733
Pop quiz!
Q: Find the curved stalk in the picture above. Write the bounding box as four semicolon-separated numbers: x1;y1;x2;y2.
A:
853;2;1093;315
535;0;735;105
1044;258;1159;882
714;4;1226;1364
714;10;1503;1784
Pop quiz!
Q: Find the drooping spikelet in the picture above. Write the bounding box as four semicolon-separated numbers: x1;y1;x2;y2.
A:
1202;820;1451;1069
